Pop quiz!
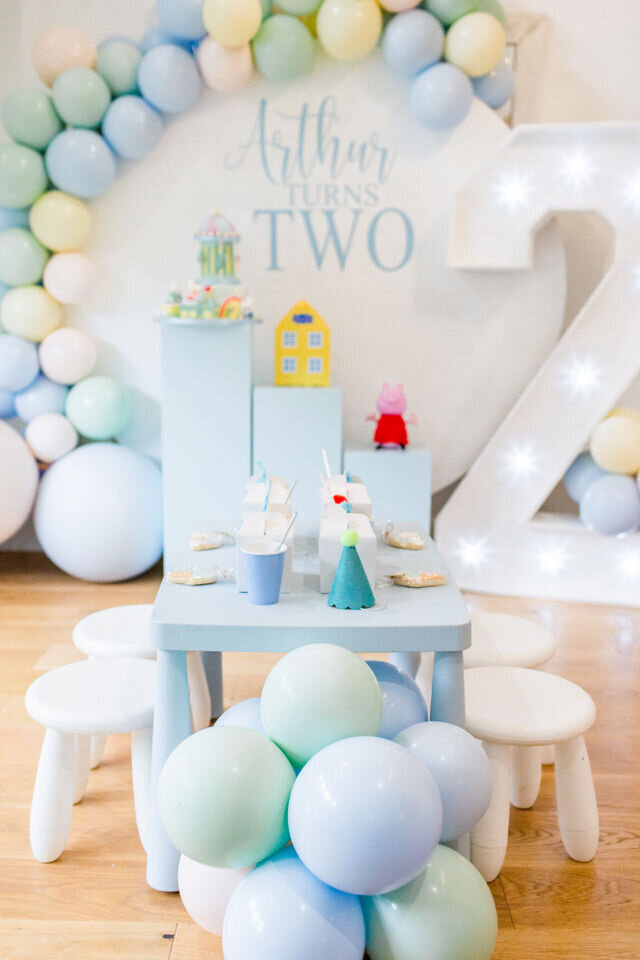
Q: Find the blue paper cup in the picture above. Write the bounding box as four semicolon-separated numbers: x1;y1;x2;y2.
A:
241;541;287;605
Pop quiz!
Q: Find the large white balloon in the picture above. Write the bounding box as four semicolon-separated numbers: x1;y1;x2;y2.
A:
43;252;96;305
196;36;254;93
0;421;39;544
178;855;251;935
25;412;78;463
39;327;97;385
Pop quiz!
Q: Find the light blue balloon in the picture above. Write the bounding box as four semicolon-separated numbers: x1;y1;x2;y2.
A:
156;0;206;41
288;736;442;895
472;56;515;109
579;473;640;537
0;207;30;232
45;129;117;199
0;334;39;392
140;26;193;54
366;660;428;739
103;96;164;160
14;373;68;422
0;388;16;418
382;10;444;77
216;697;266;735
410;62;473;129
223;847;365;960
563;451;607;504
138;44;201;114
396;721;493;841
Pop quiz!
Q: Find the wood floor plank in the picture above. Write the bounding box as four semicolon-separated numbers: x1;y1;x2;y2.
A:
0;921;175;960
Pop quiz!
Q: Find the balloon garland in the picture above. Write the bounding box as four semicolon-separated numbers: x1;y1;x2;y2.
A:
0;0;514;575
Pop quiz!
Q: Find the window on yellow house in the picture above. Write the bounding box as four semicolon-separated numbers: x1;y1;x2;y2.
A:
307;357;323;374
282;331;297;348
282;356;297;373
308;331;323;349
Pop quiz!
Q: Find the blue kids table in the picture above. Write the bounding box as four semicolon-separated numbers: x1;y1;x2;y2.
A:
146;532;470;891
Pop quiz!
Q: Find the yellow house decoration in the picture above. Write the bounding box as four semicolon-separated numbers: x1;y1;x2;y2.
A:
274;300;331;387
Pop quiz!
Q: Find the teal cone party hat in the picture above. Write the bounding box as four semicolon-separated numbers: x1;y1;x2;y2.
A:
328;529;375;610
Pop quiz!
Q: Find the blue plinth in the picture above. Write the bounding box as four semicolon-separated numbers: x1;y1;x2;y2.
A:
344;446;432;531
252;386;342;535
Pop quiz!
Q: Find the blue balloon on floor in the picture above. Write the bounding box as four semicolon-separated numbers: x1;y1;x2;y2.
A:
45;129;117;200
382;9;444;77
138;44;201;114
223;847;365;960
472;57;515;109
0;334;39;392
366;660;428;739
14;374;68;422
102;96;164;159
216;697;266;735
140;26;194;53
34;442;162;581
579;473;640;537
156;0;206;41
410;62;473;129
0;388;16;418
563;451;607;504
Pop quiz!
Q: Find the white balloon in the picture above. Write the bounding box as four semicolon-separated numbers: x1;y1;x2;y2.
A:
25;412;78;463
178;855;251;936
39;327;97;385
43;252;96;305
196;37;254;93
0;420;39;544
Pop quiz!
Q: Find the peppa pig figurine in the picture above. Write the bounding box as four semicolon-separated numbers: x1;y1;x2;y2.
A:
367;383;417;449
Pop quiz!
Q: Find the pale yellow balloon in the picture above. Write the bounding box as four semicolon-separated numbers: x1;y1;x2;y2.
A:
0;286;63;343
203;0;262;47
590;415;640;476
316;0;382;61
30;191;92;253
32;25;97;88
444;11;505;77
607;406;640;423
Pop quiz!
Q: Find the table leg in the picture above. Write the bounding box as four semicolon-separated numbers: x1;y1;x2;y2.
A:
430;650;465;726
146;647;191;892
201;651;224;719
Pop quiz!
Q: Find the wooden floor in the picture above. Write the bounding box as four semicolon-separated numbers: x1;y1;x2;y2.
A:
0;552;639;960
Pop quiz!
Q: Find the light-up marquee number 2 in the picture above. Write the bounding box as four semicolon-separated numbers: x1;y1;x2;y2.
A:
436;124;640;607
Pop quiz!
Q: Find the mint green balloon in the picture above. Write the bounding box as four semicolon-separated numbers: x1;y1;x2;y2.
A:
97;39;142;96
476;0;505;23
425;0;477;27
0;228;49;286
158;725;296;868
65;375;131;440
261;643;382;767
2;89;63;151
52;68;112;129
252;15;315;83
277;0;320;13
0;144;47;209
363;845;498;960
260;0;273;17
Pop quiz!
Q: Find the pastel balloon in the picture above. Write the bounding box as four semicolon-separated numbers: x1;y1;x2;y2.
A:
1;88;63;151
277;0;322;12
472;55;514;109
316;0;382;61
260;643;382;767
476;0;505;23
289;737;442;895
158;725;295;867
138;45;202;113
379;0;421;10
203;0;263;46
32;26;98;87
25;412;78;463
0;421;39;545
444;11;505;77
425;0;476;27
39;327;97;385
580;474;640;537
590;415;640;475
0;389;16;419
216;697;266;735
43;253;96;305
563;451;606;504
607;406;640;422
30;191;91;252
140;26;194;54
223;848;365;960
65;375;131;440
34;442;163;581
366;660;428;739
157;0;206;40
0;207;30;232
102;96;164;159
14;374;68;422
178;855;251;936
362;844;498;960
410;62;473;128
45;130;116;200
0;144;47;209
96;39;142;95
396;721;492;840
0;334;39;391
0;286;63;342
0;228;49;287
382;9;444;76
51;68;111;128
252;15;315;82
196;37;254;93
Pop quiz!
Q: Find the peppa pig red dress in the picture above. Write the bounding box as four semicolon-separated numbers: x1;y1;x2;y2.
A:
374;414;408;448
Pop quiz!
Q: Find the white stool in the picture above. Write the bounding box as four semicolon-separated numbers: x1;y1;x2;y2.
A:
465;666;598;882
25;657;156;863
73;604;211;767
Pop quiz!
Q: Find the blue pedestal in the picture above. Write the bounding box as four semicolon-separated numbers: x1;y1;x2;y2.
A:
252;387;342;535
344;446;432;530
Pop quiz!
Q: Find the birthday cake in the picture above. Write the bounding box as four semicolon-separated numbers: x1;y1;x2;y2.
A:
161;212;255;323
